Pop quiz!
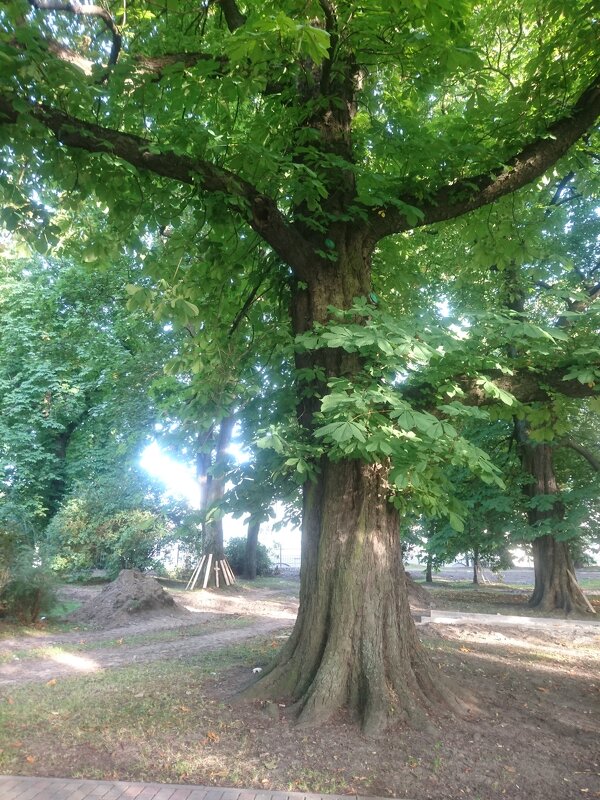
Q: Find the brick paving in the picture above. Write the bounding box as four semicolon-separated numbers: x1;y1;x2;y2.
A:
0;777;386;800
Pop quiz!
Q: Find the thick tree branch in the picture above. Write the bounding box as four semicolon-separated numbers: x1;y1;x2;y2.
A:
403;366;599;410
29;0;122;65
25;33;228;79
559;438;600;471
0;93;315;280
368;74;600;242
218;0;247;32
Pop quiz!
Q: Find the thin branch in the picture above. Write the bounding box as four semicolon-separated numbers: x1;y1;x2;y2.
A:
29;0;122;65
545;170;575;216
559;438;600;471
367;74;600;242
0;92;315;281
228;278;266;337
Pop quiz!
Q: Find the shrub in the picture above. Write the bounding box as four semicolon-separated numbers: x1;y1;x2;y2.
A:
44;472;174;579
0;545;56;623
225;536;274;577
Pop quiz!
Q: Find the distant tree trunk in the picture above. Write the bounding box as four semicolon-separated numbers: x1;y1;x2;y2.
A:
425;553;433;583
45;421;78;520
472;547;480;585
244;519;260;579
521;441;590;614
197;415;235;587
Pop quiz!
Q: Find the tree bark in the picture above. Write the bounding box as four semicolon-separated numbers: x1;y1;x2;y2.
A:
521;442;590;614
246;457;472;732
472;547;480;585
197;416;235;587
425;553;433;584
246;256;473;731
244;519;260;580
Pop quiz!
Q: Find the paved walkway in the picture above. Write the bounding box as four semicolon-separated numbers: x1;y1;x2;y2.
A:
0;777;379;800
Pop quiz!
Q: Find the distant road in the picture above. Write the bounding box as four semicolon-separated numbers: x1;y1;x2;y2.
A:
406;564;600;586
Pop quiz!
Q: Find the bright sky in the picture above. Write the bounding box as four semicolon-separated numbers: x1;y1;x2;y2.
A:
140;442;301;556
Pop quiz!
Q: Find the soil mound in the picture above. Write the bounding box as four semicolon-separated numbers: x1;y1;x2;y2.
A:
70;569;186;627
406;573;432;610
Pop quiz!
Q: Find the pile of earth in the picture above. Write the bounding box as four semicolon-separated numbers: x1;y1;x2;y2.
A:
69;569;189;627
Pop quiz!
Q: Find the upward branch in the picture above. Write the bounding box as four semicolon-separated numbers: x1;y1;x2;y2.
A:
0;94;315;280
368;75;600;242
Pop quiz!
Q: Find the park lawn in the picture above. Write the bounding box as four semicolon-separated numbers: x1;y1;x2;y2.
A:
1;621;599;800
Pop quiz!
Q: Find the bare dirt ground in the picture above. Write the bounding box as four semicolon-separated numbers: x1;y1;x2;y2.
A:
0;580;297;686
1;577;599;800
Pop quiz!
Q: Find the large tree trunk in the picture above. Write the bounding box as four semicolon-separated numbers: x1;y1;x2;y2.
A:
521;442;590;614
247;273;472;726
247;459;471;732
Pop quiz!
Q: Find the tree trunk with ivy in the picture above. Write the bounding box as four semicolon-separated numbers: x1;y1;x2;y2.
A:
521;443;590;614
246;245;472;730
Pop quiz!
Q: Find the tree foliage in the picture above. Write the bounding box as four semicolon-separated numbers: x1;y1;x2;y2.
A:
1;0;599;727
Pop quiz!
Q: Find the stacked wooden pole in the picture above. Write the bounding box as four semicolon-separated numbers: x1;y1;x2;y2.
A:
185;555;236;590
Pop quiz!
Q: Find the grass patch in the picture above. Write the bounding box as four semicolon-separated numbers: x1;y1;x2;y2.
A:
235;576;299;593
0;636;281;784
0;599;83;640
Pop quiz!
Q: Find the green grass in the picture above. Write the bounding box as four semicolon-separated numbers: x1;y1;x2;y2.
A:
0;599;83;640
0;616;256;664
579;578;600;592
0;636;282;783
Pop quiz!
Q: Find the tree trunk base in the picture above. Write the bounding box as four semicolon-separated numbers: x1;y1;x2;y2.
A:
186;554;235;590
529;536;592;615
241;459;478;733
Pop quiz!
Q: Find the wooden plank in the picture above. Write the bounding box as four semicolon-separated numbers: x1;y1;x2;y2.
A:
222;558;236;584
220;560;231;586
214;561;220;588
202;553;213;589
185;561;200;591
189;555;206;591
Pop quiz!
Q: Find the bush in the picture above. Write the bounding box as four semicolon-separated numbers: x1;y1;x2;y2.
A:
44;473;174;579
0;545;56;623
225;536;274;577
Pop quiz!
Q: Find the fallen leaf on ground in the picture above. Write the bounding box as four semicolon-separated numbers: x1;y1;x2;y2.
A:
46;678;57;687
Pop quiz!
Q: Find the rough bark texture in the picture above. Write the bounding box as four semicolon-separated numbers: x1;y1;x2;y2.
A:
521;442;590;614
247;254;472;729
246;458;472;732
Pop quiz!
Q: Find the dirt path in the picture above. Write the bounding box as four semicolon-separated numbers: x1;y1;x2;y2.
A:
0;582;298;687
0;617;293;687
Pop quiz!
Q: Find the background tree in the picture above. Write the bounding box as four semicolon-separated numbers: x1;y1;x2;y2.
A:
0;253;168;543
